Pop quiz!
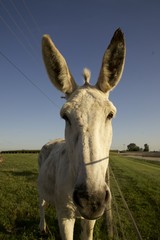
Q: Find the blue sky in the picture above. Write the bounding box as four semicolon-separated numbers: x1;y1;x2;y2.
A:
0;0;160;151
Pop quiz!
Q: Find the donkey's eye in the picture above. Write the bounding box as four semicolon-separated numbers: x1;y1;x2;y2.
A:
107;112;114;120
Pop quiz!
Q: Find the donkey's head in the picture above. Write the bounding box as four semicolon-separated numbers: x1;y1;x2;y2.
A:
42;29;126;220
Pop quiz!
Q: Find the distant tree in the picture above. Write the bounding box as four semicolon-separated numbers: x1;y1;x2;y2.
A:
144;144;149;152
127;143;140;151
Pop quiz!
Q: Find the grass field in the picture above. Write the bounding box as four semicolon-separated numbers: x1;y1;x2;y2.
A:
0;153;160;239
0;154;40;240
110;154;160;240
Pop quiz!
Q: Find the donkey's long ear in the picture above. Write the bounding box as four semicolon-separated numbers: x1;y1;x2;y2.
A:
42;35;77;95
96;28;126;93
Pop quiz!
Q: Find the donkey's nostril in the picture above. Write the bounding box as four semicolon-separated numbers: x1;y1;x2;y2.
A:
73;188;108;219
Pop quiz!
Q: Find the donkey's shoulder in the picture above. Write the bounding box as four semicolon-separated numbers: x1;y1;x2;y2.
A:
38;139;65;168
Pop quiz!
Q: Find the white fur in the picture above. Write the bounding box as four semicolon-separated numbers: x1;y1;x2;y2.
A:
38;28;126;240
83;68;91;84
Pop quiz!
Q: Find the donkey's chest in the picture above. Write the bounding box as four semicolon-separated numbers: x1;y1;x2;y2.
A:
40;154;75;203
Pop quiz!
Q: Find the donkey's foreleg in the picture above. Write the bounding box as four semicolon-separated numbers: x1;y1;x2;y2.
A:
80;219;96;240
58;217;75;240
39;198;47;233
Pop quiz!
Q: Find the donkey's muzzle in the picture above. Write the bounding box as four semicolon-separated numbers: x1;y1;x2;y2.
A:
73;185;110;220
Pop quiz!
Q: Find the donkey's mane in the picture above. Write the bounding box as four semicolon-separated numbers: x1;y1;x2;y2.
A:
83;68;91;84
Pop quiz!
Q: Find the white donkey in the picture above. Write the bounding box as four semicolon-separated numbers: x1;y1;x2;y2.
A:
38;28;126;240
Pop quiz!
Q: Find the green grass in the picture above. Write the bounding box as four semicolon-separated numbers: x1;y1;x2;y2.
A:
0;153;160;239
0;154;107;240
0;154;39;239
110;154;160;240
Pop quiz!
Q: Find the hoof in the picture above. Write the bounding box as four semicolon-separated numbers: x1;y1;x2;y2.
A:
37;230;48;239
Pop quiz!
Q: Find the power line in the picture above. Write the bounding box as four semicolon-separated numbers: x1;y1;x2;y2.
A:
9;0;38;43
0;50;60;109
0;15;37;63
0;0;38;60
22;0;41;34
0;1;59;109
